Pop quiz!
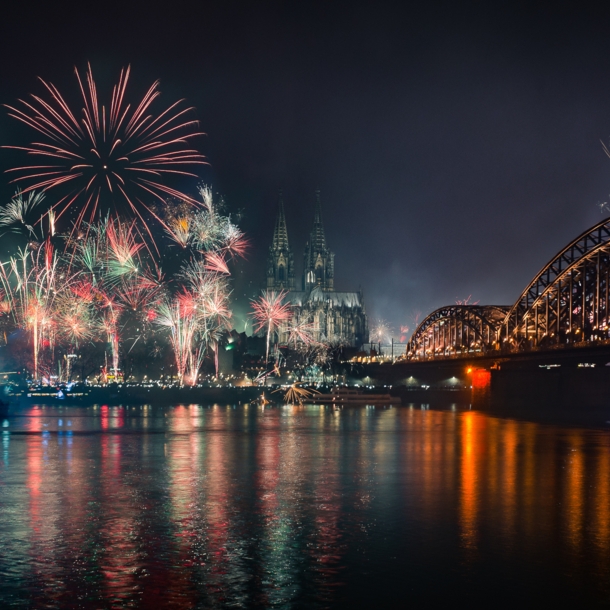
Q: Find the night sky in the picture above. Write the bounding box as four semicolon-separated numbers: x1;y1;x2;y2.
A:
2;1;610;335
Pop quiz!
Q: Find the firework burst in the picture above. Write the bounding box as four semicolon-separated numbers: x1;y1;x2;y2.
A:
370;319;394;344
0;238;76;380
0;190;46;238
163;186;248;258
154;291;204;384
274;383;319;406
286;317;318;347
56;296;95;346
455;295;479;305
251;290;292;364
5;64;206;233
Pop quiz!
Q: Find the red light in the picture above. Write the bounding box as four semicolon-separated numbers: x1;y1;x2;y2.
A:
472;369;491;389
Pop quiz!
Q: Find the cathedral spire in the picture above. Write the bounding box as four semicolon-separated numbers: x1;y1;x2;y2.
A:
303;190;334;291
272;190;289;250
310;189;327;250
267;190;295;290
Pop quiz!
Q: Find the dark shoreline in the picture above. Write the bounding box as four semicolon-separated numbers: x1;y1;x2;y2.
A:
5;384;610;429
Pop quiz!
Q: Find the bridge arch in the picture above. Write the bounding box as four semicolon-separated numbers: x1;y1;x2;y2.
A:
501;217;610;349
407;305;509;359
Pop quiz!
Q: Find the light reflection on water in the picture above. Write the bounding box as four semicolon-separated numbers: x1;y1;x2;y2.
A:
1;405;610;607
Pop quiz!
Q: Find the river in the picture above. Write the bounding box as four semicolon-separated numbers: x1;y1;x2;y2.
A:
1;403;609;608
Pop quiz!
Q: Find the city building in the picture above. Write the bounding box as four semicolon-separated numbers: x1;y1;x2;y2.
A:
266;190;368;347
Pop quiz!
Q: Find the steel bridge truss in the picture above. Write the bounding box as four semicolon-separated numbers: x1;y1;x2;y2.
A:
407;305;509;359
501;218;610;349
406;217;610;360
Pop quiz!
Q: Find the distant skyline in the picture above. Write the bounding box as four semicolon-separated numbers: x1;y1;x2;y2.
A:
3;1;610;335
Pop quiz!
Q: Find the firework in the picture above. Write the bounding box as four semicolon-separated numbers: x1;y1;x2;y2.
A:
5;64;206;234
163;186;248;258
204;252;230;275
251;290;292;364
286;316;318;347
0;190;46;238
179;258;232;323
0;238;75;380
274;383;319;406
104;217;145;282
370;319;394;344
162;201;239;381
98;296;123;375
116;272;164;313
65;214;163;375
56;295;95;346
0;179;243;383
194;272;232;378
185;259;232;374
154;292;200;383
179;258;217;299
455;295;479;305
155;262;233;383
153;286;230;384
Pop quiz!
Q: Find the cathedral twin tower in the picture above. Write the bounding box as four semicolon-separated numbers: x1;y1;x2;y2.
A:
265;190;368;347
267;190;334;292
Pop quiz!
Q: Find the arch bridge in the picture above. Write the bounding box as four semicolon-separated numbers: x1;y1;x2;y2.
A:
407;217;610;360
407;305;509;359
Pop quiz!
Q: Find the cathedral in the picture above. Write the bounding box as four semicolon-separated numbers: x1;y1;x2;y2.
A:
266;190;368;347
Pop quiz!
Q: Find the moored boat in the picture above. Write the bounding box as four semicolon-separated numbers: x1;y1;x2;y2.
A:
16;383;91;404
312;387;401;405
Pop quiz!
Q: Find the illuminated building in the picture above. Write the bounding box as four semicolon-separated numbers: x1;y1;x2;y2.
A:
266;190;368;347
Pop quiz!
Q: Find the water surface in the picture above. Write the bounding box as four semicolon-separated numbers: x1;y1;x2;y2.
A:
1;404;610;608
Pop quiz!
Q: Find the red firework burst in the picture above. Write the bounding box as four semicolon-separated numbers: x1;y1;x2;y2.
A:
4;64;206;234
251;290;292;363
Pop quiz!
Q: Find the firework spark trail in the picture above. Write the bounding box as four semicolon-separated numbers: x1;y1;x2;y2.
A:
251;290;292;365
154;292;200;383
0;237;78;380
4;64;206;233
116;272;164;314
370;319;394;345
154;263;233;383
0;191;46;238
98;296;123;375
56;294;95;346
200;280;232;377
455;295;479;305
286;317;318;348
0;181;244;383
222;224;249;259
204;252;229;275
165;214;192;248
179;258;216;299
105;217;145;283
274;383;319;406
163;186;248;259
65;214;161;375
157;195;241;383
181;259;233;378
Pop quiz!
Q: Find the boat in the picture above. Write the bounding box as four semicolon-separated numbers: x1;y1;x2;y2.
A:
312;387;401;405
17;382;91;404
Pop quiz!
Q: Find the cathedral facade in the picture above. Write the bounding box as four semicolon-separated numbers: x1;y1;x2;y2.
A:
266;190;368;347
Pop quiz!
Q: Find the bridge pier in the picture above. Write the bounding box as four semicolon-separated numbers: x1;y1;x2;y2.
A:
360;344;610;414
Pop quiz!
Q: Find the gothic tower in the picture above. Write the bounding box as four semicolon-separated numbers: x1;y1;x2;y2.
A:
267;190;295;290
303;190;335;291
